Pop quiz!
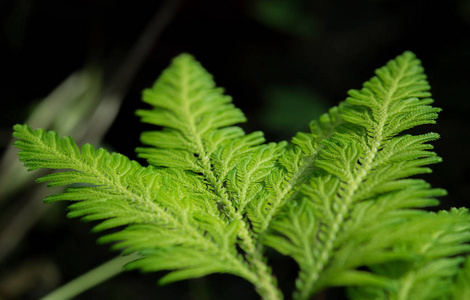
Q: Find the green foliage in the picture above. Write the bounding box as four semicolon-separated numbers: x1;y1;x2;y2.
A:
13;52;470;299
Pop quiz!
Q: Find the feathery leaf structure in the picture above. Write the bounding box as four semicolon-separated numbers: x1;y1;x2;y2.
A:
248;106;343;236
13;124;257;285
136;54;284;299
13;52;470;300
265;51;470;300
348;208;470;299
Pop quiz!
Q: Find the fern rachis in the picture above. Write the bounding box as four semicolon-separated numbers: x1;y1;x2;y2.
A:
13;52;470;299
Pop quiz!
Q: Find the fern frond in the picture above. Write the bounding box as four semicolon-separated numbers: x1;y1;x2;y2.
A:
14;54;288;300
136;54;284;299
14;51;466;300
265;51;460;300
13;124;257;286
136;54;284;222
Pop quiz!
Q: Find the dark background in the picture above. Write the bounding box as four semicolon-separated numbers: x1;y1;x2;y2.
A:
0;0;469;299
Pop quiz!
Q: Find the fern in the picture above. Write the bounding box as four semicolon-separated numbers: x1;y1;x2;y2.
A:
13;52;470;299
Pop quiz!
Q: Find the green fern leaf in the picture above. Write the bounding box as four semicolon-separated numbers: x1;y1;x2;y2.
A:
136;54;284;298
14;54;287;300
13;124;260;285
136;54;280;221
13;51;469;300
265;51;469;300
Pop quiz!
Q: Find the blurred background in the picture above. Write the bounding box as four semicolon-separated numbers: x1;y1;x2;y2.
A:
0;0;469;299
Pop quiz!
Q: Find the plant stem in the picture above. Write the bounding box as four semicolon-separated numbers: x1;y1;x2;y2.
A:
40;253;140;300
